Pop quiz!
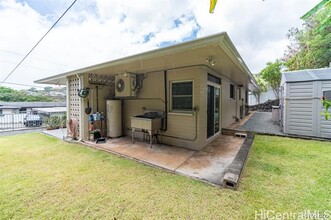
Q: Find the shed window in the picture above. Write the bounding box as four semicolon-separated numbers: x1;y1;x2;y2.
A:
323;90;331;100
171;81;193;111
230;84;235;99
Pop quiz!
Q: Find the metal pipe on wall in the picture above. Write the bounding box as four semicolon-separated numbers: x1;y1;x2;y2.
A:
126;64;217;142
163;70;168;132
160;109;198;142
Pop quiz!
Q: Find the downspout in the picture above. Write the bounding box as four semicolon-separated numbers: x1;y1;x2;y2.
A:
137;64;222;142
163;70;168;131
235;87;239;122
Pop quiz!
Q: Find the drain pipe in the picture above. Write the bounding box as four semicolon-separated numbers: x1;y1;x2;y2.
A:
163;70;168;131
161;107;198;141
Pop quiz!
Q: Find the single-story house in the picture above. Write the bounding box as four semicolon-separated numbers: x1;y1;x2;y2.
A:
35;32;258;150
0;105;20;114
32;107;67;115
0;102;66;114
280;67;331;138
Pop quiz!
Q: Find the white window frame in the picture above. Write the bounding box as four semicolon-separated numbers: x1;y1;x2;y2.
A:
170;80;194;113
207;81;222;141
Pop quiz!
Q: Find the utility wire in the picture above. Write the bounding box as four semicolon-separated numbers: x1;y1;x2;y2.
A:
1;81;47;88
0;59;58;73
0;0;78;86
0;48;76;68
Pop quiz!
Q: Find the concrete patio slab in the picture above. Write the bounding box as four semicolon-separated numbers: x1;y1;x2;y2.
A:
42;128;67;139
91;138;195;171
42;129;246;186
86;135;244;186
176;135;243;185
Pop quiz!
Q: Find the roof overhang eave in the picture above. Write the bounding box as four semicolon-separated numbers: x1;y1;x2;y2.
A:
35;32;227;85
217;34;259;91
35;32;258;91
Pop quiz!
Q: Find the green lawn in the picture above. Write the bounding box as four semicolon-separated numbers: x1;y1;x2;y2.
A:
0;133;330;219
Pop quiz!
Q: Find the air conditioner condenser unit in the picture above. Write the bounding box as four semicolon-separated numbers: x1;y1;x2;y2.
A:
115;74;137;98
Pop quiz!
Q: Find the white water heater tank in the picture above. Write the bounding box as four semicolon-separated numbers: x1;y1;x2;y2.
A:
106;100;122;138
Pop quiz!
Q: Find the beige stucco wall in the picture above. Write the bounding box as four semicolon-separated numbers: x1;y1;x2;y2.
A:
221;79;237;128
77;66;250;150
201;66;249;129
123;66;204;150
76;74;113;140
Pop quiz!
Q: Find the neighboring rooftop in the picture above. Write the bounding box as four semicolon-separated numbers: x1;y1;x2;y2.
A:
282;67;331;83
33;107;67;113
0;102;66;108
0;105;20;110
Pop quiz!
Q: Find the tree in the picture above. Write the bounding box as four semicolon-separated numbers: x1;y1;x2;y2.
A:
0;86;18;101
283;1;331;70
0;86;16;93
251;75;267;104
28;87;37;93
260;60;283;100
0;86;53;102
44;86;53;93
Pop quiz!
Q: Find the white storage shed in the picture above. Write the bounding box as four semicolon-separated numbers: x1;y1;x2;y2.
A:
281;67;331;138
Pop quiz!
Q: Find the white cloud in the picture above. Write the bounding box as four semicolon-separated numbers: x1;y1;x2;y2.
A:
0;0;320;89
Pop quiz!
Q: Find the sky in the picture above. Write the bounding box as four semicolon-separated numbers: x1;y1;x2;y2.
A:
0;0;320;89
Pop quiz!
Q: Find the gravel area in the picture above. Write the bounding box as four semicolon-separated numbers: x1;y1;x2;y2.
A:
240;112;283;135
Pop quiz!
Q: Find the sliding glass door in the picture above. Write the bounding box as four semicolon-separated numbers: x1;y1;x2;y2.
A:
207;84;221;138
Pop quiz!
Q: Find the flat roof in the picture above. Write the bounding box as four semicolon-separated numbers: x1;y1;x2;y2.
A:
0;102;66;108
35;32;259;91
0;105;20;109
32;107;67;113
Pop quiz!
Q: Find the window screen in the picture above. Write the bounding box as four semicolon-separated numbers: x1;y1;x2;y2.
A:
323;90;331;100
171;81;193;111
230;84;235;99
